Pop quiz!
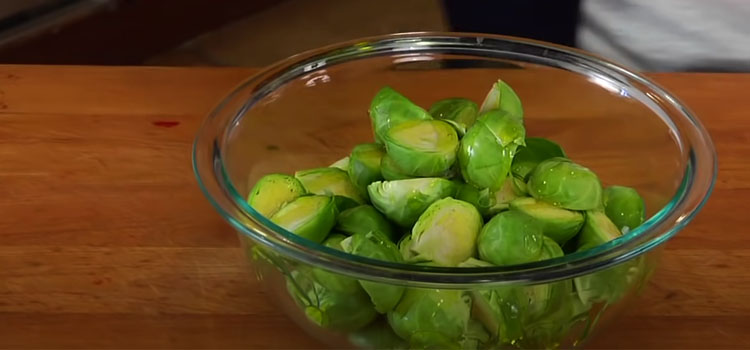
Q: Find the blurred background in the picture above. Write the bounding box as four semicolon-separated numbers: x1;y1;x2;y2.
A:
0;0;748;72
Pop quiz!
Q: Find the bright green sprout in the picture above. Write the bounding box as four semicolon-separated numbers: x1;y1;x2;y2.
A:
270;195;337;243
384;119;459;177
527;157;603;210
603;185;646;233
246;174;306;218
367;178;458;227
428;98;479;137
408;198;482;266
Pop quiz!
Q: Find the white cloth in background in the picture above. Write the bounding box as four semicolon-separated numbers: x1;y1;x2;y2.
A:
577;0;750;71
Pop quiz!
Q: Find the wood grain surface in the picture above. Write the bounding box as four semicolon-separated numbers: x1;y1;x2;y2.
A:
0;65;746;349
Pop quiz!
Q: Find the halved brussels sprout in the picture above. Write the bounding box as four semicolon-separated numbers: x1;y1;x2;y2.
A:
574;210;643;307
510;197;585;245
408;198;482;266
369;86;432;143
295;167;365;209
478;211;544;266
246;174;306;218
341;231;405;313
428;98;479;137
470;287;524;344
286;267;377;332
270;195;337;243
367;178;458;227
348;143;385;196
336;205;396;241
479;79;524;119
577;210;621;249
511;137;567;180
459;110;525;190
603;185;646;232
388;289;472;348
527;157;602;210
384;119;459;177
329;156;350;170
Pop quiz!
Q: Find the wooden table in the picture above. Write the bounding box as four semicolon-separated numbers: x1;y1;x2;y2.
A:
0;65;746;349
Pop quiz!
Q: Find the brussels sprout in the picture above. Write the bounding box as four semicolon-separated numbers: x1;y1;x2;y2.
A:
527;157;603;210
270;195;337;243
471;238;571;346
367;178;458;227
286;267;377;331
603;185;646;232
428;98;479;137
478;211;544;266
246;174;306;218
479;79;524;119
577;210;621;248
369;86;432;143
574;211;643;306
380;154;411;181
341;231;405;313
312;234;361;294
348;143;385;196
384;119;459;177
388;289;472;348
470;287;524;344
348;320;408;350
459;110;525;190
329;156;350;170
408;198;482;266
336;205;396;241
511;137;567;180
510;197;585;245
295;167;365;210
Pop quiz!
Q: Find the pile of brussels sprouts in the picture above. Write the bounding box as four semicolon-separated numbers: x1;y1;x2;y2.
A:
247;80;647;349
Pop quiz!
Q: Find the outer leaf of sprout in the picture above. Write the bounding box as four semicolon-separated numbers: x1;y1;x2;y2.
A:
247;174;306;218
384;119;459;177
270;195;337;243
477;211;544;266
380;154;412;181
367;178;458;227
527;157;603;210
512;137;567;180
336;205;396;241
286;267;376;331
459;110;525;190
369;86;432;143
603;185;646;232
329;156;350;170
341;231;405;313
510;197;585;245
348;143;385;197
295;167;366;207
388;289;472;348
409;198;482;266
479;79;524;119
428;98;479;137
478;109;526;148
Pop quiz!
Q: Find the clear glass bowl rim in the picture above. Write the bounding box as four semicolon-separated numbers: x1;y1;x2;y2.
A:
192;32;717;288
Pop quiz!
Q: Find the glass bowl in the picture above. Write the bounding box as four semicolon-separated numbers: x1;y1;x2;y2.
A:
193;32;716;349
